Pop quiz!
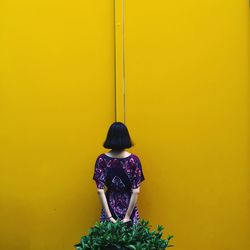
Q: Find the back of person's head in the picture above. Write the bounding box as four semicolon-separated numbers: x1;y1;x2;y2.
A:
103;122;134;150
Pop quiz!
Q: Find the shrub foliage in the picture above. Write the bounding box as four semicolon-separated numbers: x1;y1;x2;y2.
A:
74;219;174;250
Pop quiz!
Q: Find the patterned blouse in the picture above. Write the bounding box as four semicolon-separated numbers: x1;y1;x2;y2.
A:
93;153;145;224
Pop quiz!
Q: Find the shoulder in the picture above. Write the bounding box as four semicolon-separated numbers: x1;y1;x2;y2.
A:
131;153;140;160
97;153;105;159
95;153;106;164
129;153;142;165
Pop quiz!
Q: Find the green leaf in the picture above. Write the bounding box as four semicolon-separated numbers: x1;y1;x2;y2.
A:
74;218;174;250
127;245;136;250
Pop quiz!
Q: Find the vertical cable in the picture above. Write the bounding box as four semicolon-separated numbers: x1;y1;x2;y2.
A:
114;0;126;124
114;0;117;122
122;0;126;124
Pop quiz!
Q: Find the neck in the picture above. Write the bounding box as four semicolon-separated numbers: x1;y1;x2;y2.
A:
110;149;124;153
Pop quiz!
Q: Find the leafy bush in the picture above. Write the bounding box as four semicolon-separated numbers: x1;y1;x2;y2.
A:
74;218;174;250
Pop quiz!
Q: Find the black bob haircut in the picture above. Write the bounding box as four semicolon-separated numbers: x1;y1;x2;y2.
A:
103;122;134;150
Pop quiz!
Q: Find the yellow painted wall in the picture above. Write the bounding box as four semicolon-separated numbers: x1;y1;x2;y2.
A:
0;1;115;249
0;1;249;250
125;1;249;250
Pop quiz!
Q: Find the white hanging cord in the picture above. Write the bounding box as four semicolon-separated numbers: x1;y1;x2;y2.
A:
114;0;126;124
122;0;126;124
114;0;117;122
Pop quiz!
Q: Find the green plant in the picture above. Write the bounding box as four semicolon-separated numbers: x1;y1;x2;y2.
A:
74;218;174;250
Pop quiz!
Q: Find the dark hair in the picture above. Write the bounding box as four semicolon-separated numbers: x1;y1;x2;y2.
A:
103;122;134;150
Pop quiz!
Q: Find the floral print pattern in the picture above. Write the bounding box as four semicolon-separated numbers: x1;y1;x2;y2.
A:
93;153;145;224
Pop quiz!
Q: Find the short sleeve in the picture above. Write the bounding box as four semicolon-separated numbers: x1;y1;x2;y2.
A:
92;156;107;189
131;156;145;189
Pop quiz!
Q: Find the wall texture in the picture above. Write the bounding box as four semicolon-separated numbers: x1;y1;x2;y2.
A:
125;1;249;250
0;1;249;250
0;1;115;249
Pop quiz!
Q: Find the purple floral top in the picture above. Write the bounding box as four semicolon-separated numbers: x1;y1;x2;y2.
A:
93;153;145;224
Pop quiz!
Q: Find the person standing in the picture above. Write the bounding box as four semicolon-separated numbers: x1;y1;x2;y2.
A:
93;122;145;224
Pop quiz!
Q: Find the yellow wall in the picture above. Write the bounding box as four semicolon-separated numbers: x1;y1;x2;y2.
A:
125;1;249;250
0;1;249;250
0;1;115;249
